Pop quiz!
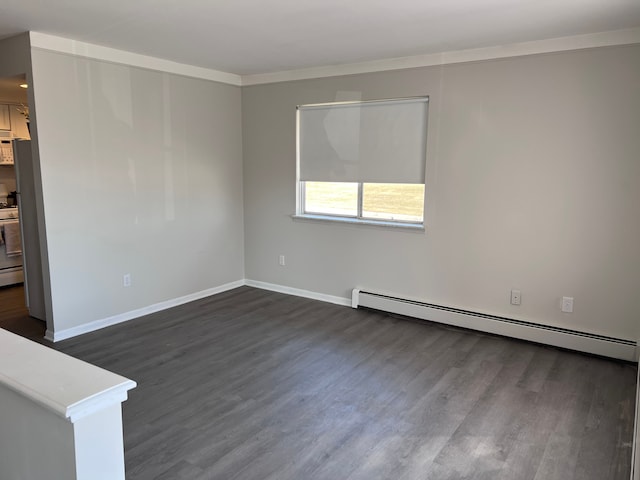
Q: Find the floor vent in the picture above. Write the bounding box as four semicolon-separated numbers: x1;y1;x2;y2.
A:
352;289;637;361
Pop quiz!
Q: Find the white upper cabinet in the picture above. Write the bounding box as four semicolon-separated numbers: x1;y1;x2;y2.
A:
0;105;10;131
0;104;30;139
9;106;30;139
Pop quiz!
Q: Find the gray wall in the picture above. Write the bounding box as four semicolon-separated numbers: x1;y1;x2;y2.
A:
30;49;245;332
0;34;31;78
242;45;640;341
0;34;29;254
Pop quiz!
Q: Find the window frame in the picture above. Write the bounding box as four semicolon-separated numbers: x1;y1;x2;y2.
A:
298;181;425;228
294;97;428;231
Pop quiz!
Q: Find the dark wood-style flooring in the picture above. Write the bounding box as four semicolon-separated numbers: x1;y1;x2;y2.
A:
1;285;637;479
0;284;47;342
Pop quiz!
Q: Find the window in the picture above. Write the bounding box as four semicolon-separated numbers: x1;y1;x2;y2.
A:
296;97;428;228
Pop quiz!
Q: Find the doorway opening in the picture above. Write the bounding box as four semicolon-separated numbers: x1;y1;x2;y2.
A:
0;73;46;340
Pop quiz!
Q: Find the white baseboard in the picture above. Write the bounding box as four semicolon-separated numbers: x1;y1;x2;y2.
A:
353;289;637;361
46;279;349;342
43;277;637;362
46;280;245;342
244;279;351;307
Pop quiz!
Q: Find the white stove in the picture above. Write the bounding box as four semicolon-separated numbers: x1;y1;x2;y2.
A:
0;207;19;221
0;206;23;287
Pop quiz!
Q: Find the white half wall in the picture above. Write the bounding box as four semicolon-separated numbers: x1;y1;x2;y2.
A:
30;48;245;334
242;44;640;343
0;386;76;479
0;329;136;480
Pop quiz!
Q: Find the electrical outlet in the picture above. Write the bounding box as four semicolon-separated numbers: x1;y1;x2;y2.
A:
279;255;285;266
510;289;521;305
561;296;574;313
123;273;131;287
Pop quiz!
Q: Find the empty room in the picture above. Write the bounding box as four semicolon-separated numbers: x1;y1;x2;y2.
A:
0;1;639;479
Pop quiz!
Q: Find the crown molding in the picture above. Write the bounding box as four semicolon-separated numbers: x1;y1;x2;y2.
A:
27;28;640;88
241;27;640;86
28;32;242;86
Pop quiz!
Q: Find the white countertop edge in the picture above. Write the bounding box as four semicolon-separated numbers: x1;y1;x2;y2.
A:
0;329;137;423
0;373;136;423
66;380;137;422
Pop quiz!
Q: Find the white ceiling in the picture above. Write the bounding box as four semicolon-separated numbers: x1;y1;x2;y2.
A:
1;0;639;76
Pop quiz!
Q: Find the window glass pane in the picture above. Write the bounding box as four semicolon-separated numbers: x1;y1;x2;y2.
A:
304;181;358;217
362;183;424;223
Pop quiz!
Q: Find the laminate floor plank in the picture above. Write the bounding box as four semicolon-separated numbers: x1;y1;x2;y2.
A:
153;460;207;480
188;318;413;476
229;329;444;480
2;285;633;480
0;284;46;342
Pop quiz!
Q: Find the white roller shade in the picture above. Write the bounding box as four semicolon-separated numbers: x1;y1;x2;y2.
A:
298;97;428;184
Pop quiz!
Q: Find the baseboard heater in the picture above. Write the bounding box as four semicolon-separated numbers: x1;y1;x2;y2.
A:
352;289;637;362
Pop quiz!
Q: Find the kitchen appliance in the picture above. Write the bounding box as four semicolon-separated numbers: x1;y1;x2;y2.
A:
0;138;14;165
0;206;23;287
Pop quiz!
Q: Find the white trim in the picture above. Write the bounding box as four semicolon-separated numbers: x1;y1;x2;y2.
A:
42;275;638;360
65;386;134;423
29;32;242;86
0;367;134;423
632;366;640;480
0;329;136;422
245;279;351;307
352;289;637;361
46;279;245;342
27;28;640;88
351;288;360;309
242;27;640;86
292;214;425;231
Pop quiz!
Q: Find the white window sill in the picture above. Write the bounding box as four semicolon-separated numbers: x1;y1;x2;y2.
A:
291;214;425;232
